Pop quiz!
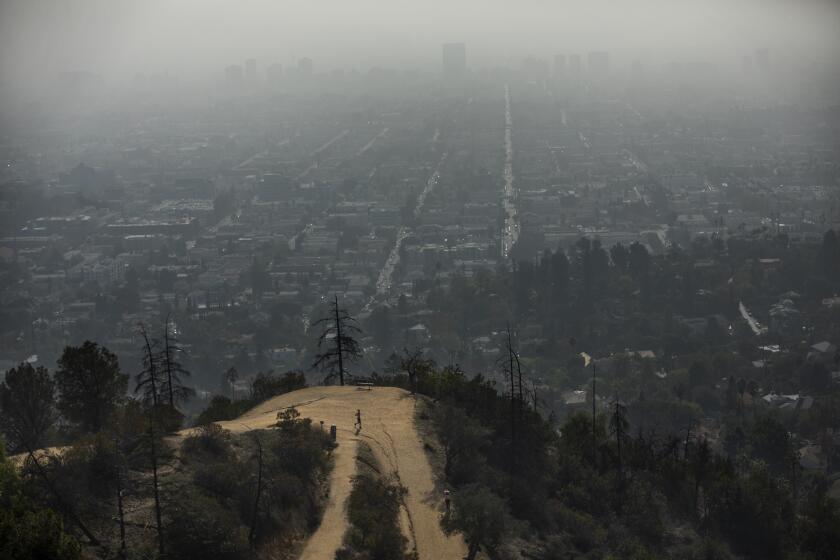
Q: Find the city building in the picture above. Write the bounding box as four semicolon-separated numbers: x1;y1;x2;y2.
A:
267;63;283;84
754;48;770;73
442;43;467;80
569;53;581;78
225;64;243;85
587;51;610;77
298;57;314;79
553;54;566;78
245;58;258;86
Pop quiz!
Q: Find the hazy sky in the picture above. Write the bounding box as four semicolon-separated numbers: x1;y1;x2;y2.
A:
1;0;839;86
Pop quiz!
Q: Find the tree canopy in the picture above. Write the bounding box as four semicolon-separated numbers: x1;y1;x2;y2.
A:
55;341;127;433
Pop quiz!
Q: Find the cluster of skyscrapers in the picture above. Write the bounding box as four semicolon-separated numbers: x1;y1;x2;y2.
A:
221;44;619;87
224;57;313;87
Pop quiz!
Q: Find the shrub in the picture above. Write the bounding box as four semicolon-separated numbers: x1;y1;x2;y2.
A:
194;395;253;425
341;472;409;560
442;483;514;560
182;424;232;460
0;444;81;559
251;370;307;402
338;442;410;560
165;491;249;560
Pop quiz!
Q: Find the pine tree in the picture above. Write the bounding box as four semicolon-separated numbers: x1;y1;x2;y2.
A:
610;396;629;501
159;315;195;409
135;324;163;407
312;295;363;386
135;323;164;555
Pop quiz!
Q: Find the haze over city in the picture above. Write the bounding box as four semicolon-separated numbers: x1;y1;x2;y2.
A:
1;1;839;560
2;0;840;88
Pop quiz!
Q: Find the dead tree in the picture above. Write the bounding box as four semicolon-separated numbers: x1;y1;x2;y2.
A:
610;396;628;506
502;323;523;486
397;347;431;395
137;324;164;556
312;295;363;386
160;314;195;409
115;436;127;558
248;434;264;548
135;324;162;407
684;417;694;462
23;444;100;546
592;361;597;465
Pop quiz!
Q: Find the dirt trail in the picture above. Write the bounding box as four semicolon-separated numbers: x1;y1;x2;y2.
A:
216;386;466;560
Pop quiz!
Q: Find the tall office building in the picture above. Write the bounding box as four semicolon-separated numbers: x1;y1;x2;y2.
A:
569;54;581;78
587;51;610;76
553;54;567;78
742;55;753;75
442;43;467;80
225;64;243;85
522;56;548;82
754;48;770;73
245;58;258;86
266;63;283;84
298;57;314;79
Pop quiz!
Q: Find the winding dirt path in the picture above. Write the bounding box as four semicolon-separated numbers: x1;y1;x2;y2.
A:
216;386;466;560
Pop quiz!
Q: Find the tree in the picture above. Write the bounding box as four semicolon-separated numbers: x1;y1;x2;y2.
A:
213;190;235;223
0;363;55;452
249;257;271;296
817;229;840;282
798;480;840;560
610;397;629;496
312;295;363;386
135;325;164;407
159;315;195;409
393;347;435;395
55;341;127;433
692;437;711;516
442;483;513;560
165;491;247;559
628;241;651;279
368;305;393;351
0;444;82;559
248;434;263;548
250;370;307;402
610;242;629;272
114;434;127;558
500;324;525;482
136;324;165;555
224;367;239;400
432;405;489;479
749;415;794;474
590;239;610;294
689;360;711;388
342;468;409;560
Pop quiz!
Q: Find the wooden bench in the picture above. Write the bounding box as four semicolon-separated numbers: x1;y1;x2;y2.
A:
355;381;374;391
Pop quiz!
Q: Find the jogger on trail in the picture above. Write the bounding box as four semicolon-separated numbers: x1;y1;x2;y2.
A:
355;409;362;432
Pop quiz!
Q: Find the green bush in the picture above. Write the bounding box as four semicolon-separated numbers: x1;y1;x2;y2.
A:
341;472;409;560
251;370;307;402
194;371;307;427
338;443;409;560
194;395;253;425
554;504;606;552
0;444;81;560
165;491;249;560
182;423;233;461
442;483;514;560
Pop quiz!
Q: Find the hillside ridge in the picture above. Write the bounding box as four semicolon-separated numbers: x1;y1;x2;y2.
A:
215;385;466;559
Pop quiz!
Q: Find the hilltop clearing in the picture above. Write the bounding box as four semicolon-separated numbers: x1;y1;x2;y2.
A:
214;385;466;560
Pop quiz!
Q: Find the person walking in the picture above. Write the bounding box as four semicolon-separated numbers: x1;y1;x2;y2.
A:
444;489;451;513
355;409;362;433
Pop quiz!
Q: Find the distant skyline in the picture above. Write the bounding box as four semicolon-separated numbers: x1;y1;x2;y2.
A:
1;0;839;90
